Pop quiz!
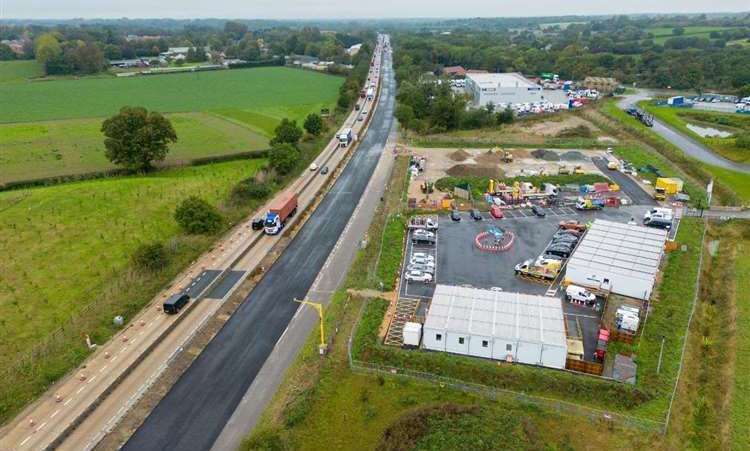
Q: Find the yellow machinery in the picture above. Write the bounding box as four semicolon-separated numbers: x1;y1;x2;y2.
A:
294;298;327;354
609;183;620;192
574;164;584;174
558;165;570;175
488;178;495;194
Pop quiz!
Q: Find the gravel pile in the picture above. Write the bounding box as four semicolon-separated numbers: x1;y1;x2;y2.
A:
531;149;560;161
560;151;585;161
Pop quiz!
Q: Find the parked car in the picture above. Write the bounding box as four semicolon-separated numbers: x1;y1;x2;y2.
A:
413;229;435;238
410;257;435;268
405;270;433;284
490;205;504;219
251;218;265;230
566;285;597;305
407;264;434;274
551;234;579;246
531;205;546;217
321;166;329;175
470;209;483;220
412;252;434;261
412;236;436;246
450;210;461;222
545;244;573;259
558;220;586;232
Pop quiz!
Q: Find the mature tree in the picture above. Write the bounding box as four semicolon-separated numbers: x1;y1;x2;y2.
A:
174;196;223;234
101;106;177;171
224;21;249;40
268;143;300;175
0;44;15;61
34;32;62;67
672;27;685;36
303;113;323;136
739;84;750;98
66;41;106;74
270;118;303;146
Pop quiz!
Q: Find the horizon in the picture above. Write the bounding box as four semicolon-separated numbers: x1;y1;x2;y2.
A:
2;0;748;21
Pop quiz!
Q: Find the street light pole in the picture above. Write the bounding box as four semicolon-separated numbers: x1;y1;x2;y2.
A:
294;298;327;355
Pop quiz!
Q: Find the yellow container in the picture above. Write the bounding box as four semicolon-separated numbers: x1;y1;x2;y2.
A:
656;177;683;195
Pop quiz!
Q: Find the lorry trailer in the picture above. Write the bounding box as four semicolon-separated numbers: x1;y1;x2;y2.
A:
264;192;298;235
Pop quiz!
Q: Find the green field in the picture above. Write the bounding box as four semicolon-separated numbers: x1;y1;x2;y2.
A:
0;60;44;83
642;104;750;163
731;225;750;450
0;160;261;369
0;66;342;183
0;113;268;184
647;26;732;44
0;67;342;123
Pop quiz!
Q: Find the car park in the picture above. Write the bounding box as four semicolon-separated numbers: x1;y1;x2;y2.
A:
451;210;461;222
470;209;483;220
531;205;546;217
405;270;433;284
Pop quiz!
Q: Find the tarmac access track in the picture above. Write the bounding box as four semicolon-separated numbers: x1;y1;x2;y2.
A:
123;44;396;451
591;157;657;206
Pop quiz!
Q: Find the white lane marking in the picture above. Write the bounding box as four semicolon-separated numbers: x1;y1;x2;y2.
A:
76;387;85;395
36;422;47;431
20;436;32;446
63;398;72;406
87;375;97;384
50;409;60;419
111;356;118;363
99;366;107;373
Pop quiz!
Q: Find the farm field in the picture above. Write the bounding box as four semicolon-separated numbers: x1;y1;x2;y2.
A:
0;66;342;123
0;60;44;83
646;26;732;44
0;112;269;184
0;159;262;375
732;225;750;449
0;66;342;183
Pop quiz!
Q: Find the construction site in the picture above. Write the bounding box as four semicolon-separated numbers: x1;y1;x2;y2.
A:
384;141;680;382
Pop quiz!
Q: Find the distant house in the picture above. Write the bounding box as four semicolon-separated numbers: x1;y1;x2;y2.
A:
159;46;209;60
442;65;466;78
109;58;151;68
1;39;27;56
125;35;163;42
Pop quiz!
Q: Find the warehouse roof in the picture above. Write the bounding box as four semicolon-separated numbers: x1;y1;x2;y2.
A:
567;219;667;283
466;72;539;89
424;285;566;347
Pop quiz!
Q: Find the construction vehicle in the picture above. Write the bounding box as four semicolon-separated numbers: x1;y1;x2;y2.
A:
573;164;584;174
653;187;667;201
608;183;620;192
502;150;513;163
655;177;683;195
264;192;298;235
575;197;604;211
558;165;570;175
607;159;619;170
514;257;561;281
420;180;434;194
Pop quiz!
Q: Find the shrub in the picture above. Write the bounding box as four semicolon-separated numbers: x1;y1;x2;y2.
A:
736;132;750;149
232;179;272;202
174;196;223;234
131;242;169;272
303;113;323;136
270;118;303;147
556;124;593;138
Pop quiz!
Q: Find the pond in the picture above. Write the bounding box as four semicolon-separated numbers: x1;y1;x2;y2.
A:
686;123;733;138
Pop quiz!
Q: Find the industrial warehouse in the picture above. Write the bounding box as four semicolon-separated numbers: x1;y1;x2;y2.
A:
464;72;570;108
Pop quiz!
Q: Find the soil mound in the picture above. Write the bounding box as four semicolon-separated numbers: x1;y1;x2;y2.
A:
531;149;560;161
449;149;471;161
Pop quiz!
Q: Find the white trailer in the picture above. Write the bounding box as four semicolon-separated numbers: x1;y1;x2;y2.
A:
423;285;567;369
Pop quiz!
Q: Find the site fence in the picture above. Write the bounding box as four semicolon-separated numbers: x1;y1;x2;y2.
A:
349;359;665;433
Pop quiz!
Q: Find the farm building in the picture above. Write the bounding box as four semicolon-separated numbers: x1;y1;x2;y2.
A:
423;285;567;369
465;72;568;107
565;219;667;301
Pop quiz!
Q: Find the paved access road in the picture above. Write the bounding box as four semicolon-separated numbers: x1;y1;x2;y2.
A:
591;157;657;206
124;41;395;451
618;92;750;174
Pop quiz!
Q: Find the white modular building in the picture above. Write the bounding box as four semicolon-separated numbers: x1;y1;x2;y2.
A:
422;285;567;369
464;72;568;108
565;219;668;301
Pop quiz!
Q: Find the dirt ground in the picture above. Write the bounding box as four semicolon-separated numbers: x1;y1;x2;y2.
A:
407;146;610;201
518;115;598;136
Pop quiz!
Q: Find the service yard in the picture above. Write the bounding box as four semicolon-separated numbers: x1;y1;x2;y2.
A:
399;206;653;362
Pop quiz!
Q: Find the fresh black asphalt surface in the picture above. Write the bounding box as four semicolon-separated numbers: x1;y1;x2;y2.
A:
124;52;395;451
592;157;657;206
184;270;221;298
205;270;246;300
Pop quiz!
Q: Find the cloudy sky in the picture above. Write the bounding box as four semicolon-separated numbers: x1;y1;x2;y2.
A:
2;0;748;19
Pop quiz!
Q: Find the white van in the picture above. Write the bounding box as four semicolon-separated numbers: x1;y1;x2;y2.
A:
565;285;597;305
644;207;673;221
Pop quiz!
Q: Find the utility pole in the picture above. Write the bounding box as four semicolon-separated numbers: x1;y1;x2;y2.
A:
294;298;327;355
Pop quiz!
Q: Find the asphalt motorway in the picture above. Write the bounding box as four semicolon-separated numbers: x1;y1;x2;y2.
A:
123;49;395;451
618;91;750;174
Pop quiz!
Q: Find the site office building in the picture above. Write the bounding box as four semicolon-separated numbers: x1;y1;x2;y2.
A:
422;285;567;369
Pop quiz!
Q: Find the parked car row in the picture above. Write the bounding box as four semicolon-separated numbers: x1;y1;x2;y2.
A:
544;221;584;259
405;251;435;284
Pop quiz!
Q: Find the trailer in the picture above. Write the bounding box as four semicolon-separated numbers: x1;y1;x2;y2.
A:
264;192;298;235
